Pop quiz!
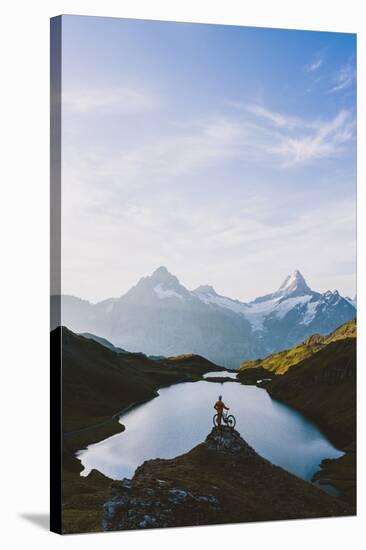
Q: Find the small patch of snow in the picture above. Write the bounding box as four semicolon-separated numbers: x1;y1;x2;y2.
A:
244;295;312;330
302;300;319;325
154;284;184;301
245;298;281;330
195;292;248;315
274;295;313;319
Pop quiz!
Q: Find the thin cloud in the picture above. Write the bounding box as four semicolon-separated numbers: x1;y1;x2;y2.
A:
268;109;354;165
94;117;243;185
63;85;155;114
64;102;355;201
239;103;354;166
245;104;302;128
306;57;323;72
329;61;356;93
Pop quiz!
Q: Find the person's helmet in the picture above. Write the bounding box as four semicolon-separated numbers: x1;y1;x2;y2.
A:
218;395;222;400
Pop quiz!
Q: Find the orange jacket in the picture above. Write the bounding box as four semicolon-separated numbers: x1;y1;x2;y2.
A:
214;400;228;413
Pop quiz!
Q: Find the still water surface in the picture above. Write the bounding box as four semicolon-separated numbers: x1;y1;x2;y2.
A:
78;374;343;482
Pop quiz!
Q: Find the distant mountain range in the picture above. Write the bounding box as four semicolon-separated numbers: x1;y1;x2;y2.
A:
55;266;356;367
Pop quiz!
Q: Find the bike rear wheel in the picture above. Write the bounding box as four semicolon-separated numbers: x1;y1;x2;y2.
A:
226;415;236;429
213;413;219;427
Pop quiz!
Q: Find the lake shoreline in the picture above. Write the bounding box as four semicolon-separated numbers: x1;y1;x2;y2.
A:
72;370;347;480
78;373;343;486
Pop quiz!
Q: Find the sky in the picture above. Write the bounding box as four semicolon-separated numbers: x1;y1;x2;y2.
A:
60;15;356;303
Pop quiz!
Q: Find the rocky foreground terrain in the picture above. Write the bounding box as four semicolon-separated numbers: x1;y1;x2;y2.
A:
102;427;350;531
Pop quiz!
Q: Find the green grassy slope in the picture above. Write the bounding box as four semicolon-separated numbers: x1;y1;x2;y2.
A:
239;319;356;375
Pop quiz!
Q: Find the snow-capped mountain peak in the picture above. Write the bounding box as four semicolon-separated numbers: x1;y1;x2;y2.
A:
154;283;184;301
123;265;191;304
193;285;248;316
140;265;183;292
276;270;312;298
250;269;314;309
150;265;179;284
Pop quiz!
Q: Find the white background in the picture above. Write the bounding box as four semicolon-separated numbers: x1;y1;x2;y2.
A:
0;1;364;548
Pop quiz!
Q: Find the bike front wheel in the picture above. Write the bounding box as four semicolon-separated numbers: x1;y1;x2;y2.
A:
226;415;236;429
213;413;219;427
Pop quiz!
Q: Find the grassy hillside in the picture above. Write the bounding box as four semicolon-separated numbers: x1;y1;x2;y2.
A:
322;318;356;343
239;319;356;375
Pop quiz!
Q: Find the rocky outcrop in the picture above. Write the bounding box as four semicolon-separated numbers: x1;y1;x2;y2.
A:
102;427;351;531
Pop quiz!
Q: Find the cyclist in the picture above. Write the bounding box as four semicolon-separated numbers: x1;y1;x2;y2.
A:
214;395;229;427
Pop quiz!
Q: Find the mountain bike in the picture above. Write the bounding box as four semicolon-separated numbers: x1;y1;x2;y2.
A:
213;410;236;429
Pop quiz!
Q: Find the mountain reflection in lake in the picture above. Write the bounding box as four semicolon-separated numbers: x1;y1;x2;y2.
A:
77;378;343;482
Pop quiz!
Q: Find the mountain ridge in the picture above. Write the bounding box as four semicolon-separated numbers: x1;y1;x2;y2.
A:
54;267;356;367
